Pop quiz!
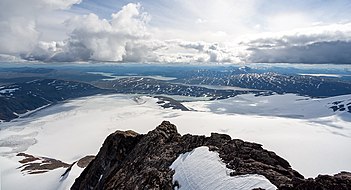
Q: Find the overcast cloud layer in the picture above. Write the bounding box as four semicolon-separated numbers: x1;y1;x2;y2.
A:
1;0;351;64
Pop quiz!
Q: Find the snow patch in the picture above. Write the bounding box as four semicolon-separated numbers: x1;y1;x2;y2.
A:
298;73;349;78
0;87;19;94
170;146;276;190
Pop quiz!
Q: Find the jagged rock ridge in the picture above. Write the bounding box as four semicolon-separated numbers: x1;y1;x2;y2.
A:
72;121;351;190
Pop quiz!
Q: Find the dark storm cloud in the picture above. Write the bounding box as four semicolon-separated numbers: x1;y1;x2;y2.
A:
247;41;351;64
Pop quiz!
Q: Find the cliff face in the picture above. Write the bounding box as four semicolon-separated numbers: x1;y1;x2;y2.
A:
71;121;351;190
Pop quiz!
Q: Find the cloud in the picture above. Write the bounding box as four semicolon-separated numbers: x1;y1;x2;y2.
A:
244;23;351;64
247;41;351;64
0;0;81;55
178;41;206;52
2;1;351;64
25;3;164;62
0;18;39;54
165;40;241;63
24;3;242;63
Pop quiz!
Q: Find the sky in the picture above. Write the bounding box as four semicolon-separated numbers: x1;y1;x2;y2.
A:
1;0;351;64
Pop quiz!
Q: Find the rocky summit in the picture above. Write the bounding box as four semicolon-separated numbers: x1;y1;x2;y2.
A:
71;121;351;190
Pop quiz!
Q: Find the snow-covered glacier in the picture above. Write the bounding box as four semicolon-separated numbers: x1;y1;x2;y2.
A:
0;93;350;190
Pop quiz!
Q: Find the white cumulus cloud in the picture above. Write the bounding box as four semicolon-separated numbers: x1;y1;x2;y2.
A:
0;0;80;55
26;3;164;62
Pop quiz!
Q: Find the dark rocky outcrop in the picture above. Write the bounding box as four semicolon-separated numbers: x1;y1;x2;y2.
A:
71;121;351;190
154;96;190;111
280;172;351;189
16;153;70;174
16;153;96;175
77;155;96;168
